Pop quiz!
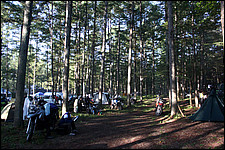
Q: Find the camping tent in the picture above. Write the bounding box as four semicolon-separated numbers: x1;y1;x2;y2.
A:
189;93;224;122
1;103;15;122
93;93;109;105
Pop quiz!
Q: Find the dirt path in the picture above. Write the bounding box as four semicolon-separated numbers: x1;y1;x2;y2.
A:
11;100;224;149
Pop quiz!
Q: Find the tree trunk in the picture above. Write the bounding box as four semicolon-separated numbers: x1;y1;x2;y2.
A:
152;29;155;96
165;1;171;100
108;13;113;98
167;1;177;117
133;23;137;101
188;46;193;106
14;1;33;128
91;1;96;97
191;2;198;108
62;1;72;115
33;40;38;97
116;17;121;96
73;1;78;95
221;1;224;52
139;1;143;102
99;1;108;104
82;1;88;98
127;1;134;107
49;1;55;99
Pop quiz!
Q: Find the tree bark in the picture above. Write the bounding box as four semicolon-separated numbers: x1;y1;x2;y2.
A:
91;1;96;97
108;12;113;98
167;1;177;117
116;17;121;96
127;1;134;107
133;23;137;101
14;1;33;128
221;1;224;64
62;1;72;115
99;1;108;104
139;1;143;102
191;2;198;108
33;40;38;97
49;1;55;99
82;1;88;98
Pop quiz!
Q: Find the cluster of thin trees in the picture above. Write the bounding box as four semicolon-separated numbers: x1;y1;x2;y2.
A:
1;1;224;128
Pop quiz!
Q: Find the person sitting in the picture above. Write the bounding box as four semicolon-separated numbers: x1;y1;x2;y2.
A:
57;112;77;136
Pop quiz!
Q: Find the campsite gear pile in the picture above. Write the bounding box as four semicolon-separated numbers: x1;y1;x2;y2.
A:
26;100;58;141
74;96;101;115
155;95;164;116
86;98;101;115
110;95;124;110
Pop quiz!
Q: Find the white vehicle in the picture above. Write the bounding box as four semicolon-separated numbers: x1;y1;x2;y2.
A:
43;92;55;103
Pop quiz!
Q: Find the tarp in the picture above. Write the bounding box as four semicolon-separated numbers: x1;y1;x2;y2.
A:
1;103;15;122
189;93;224;122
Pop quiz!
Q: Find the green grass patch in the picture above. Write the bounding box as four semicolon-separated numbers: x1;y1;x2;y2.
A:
1;121;46;149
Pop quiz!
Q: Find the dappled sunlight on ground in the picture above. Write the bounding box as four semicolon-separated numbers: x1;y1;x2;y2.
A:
1;97;224;149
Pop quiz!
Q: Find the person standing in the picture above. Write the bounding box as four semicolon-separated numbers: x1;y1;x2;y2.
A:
199;90;204;107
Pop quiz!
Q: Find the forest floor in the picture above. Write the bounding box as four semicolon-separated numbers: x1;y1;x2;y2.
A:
1;97;224;149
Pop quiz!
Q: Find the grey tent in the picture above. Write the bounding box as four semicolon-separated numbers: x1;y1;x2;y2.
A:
189;93;224;122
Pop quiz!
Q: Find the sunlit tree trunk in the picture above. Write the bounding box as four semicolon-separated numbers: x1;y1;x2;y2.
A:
33;40;38;97
108;13;113;98
99;1;108;104
82;1;88;98
62;1;72;115
167;1;177;117
127;1;134;107
49;1;55;99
